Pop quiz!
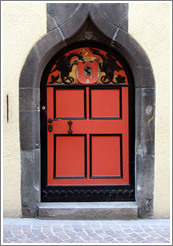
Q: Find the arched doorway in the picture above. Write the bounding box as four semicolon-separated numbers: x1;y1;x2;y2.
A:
20;14;155;218
40;43;135;202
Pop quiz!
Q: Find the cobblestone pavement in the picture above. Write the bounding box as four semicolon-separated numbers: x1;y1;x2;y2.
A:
3;218;171;244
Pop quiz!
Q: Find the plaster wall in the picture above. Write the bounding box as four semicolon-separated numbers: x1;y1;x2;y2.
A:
2;2;46;217
129;2;171;218
2;2;171;218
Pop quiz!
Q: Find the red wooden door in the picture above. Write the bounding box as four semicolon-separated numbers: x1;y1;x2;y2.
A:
47;85;129;185
42;46;134;201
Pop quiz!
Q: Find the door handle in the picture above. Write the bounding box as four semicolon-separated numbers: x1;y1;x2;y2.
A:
48;118;53;123
68;120;73;134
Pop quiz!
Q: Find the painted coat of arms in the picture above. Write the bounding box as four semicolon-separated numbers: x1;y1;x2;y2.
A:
48;47;127;85
77;60;99;84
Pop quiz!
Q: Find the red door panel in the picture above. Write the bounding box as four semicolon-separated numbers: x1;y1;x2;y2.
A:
47;86;129;186
90;89;120;119
54;135;86;179
90;135;122;178
55;89;86;119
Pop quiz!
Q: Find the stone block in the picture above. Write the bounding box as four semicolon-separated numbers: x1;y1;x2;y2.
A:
19;111;40;151
135;66;155;88
19;88;40;111
22;207;38;218
19;46;40;88
59;4;89;40
34;149;41;191
135;88;155;156
94;3;128;32
21;150;40;217
90;5;119;41
38;202;138;220
136;155;155;218
47;3;80;32
35;28;66;65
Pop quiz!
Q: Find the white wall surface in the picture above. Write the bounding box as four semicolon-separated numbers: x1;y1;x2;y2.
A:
2;2;46;217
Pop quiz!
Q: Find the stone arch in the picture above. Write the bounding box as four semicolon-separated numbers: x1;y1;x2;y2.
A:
20;4;155;218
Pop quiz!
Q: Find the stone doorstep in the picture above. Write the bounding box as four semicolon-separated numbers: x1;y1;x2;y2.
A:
38;202;138;220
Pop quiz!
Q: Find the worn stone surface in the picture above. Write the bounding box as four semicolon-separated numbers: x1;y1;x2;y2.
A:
47;3;80;30
94;3;128;31
38;202;137;220
135;66;155;88
136;155;155;218
19;88;40;111
90;5;119;40
19;46;40;88
135;88;155;156
3;218;170;244
20;111;40;151
53;4;89;41
135;88;155;218
47;3;128;33
34;28;66;66
21;150;40;217
34;149;41;189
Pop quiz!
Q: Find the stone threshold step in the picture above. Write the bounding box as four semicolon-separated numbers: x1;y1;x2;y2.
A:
38;202;138;220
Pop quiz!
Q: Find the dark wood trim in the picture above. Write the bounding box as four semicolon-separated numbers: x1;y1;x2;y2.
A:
41;185;135;202
128;81;135;187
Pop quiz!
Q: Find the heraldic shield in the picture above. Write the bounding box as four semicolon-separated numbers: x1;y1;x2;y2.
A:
77;60;99;85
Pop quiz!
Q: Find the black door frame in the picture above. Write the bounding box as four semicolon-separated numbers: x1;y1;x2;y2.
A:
40;42;135;202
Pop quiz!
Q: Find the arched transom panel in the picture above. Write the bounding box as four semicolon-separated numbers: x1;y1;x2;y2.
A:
47;46;129;85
